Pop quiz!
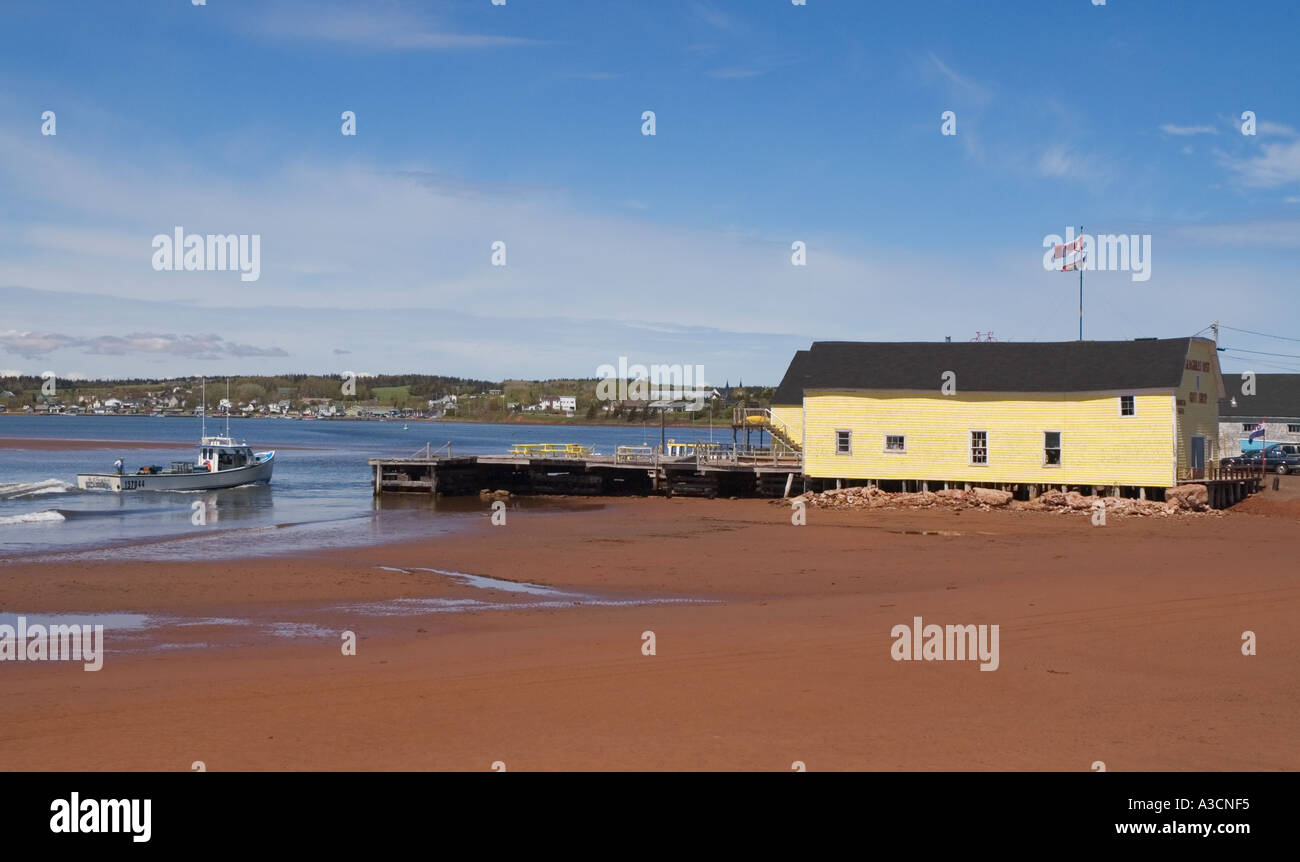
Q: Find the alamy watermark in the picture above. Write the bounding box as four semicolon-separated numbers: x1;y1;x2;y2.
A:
1042;226;1150;282
0;616;104;671
891;615;999;671
152;226;261;282
595;357;710;409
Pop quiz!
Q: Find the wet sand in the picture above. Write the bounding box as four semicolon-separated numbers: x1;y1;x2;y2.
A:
1;494;1297;771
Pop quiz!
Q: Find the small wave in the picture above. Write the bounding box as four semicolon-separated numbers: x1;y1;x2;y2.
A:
0;510;67;526
0;479;76;500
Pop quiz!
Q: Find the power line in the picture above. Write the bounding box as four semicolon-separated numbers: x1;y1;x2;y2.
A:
1221;346;1300;360
1220;352;1300;372
1220;324;1300;344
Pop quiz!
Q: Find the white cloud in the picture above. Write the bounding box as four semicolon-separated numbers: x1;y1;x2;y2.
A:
1218;139;1300;188
692;2;737;32
1160;123;1217;136
926;52;993;110
1171;220;1300;248
249;2;538;51
1037;144;1105;181
1259;121;1299;137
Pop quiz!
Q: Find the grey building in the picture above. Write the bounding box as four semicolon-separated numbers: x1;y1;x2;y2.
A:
1217;373;1300;453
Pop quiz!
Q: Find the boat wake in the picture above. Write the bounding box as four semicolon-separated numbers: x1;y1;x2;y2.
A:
0;478;78;500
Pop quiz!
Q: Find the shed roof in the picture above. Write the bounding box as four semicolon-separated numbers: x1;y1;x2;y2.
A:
775;338;1201;398
1217;374;1300;419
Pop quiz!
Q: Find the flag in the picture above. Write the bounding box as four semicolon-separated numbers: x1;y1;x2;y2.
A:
1053;236;1083;258
1248;420;1266;442
1054;236;1087;272
1058;252;1086;272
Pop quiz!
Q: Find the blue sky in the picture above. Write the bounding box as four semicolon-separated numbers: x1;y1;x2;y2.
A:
2;0;1298;383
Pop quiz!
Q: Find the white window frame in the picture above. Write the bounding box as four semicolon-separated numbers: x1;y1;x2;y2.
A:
1119;395;1136;417
1288;424;1300;434
969;429;988;466
1242;423;1257;432
1043;430;1062;467
835;429;852;456
883;433;906;454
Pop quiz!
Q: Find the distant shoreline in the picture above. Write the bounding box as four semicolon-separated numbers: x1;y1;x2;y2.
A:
0;413;724;431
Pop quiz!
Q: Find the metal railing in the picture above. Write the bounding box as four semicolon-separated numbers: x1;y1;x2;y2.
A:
507;443;594;458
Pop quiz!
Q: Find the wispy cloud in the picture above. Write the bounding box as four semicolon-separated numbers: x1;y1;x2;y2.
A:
1218;140;1300;188
691;2;737;32
1160;123;1217;136
1037;144;1105;182
1259;120;1299;138
250;2;538;51
1171;220;1300;248
0;331;81;359
707;67;762;79
0;330;287;360
926;52;993;110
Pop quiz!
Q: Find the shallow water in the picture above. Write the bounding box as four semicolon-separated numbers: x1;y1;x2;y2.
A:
0;415;673;559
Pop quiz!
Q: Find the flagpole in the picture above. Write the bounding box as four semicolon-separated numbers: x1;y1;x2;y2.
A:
1262;418;1267;477
1078;225;1084;341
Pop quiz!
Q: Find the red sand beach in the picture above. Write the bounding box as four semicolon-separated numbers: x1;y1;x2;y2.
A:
1;487;1297;771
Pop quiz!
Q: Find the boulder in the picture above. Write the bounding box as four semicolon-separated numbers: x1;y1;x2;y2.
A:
971;487;1013;507
1167;484;1209;510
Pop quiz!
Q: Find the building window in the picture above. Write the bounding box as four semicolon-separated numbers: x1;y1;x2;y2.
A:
835;429;851;455
1243;423;1257;432
1044;431;1062;466
1119;395;1135;417
884;434;906;453
970;430;988;465
1289;425;1300;434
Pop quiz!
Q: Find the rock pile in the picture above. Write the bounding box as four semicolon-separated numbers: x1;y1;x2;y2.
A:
783;483;1218;517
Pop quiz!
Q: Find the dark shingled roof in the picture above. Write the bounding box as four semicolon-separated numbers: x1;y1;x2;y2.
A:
772;349;811;405
775;338;1199;397
1218;374;1300;419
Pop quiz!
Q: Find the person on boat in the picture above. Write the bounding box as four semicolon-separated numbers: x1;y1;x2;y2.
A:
113;457;124;475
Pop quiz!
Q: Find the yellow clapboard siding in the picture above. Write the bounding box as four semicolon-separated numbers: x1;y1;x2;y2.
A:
771;405;802;442
1176;339;1222;476
804;390;1174;487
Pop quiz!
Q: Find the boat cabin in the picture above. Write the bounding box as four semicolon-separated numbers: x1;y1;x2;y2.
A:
199;436;256;472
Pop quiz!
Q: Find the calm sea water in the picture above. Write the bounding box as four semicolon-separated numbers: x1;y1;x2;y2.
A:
0;415;707;561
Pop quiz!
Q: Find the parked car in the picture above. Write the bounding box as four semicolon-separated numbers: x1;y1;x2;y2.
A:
1221;443;1300;474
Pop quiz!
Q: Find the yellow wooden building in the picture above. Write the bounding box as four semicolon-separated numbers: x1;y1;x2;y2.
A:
772;337;1223;491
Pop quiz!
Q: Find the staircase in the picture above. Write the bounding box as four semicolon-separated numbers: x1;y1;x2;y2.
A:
733;407;801;455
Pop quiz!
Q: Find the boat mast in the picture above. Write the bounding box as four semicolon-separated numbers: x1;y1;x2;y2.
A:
200;376;206;440
226;377;231;437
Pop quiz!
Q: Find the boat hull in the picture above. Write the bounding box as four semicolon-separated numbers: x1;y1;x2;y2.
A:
77;453;274;492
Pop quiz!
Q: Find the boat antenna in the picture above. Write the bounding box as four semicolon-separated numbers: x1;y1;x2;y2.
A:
200;376;206;440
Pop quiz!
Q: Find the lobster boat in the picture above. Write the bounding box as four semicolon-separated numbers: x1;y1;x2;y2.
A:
77;436;275;492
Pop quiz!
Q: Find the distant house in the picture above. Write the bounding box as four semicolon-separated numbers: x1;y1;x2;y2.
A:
558;396;577;412
538;395;562;411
